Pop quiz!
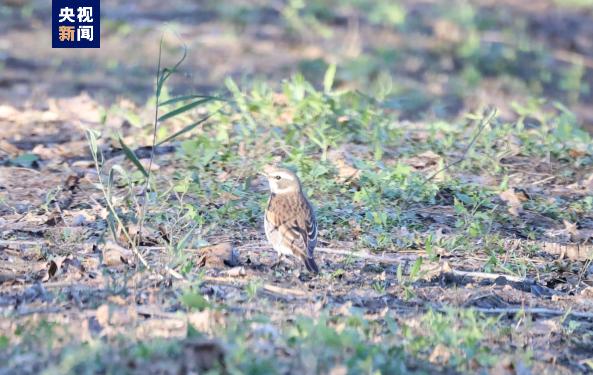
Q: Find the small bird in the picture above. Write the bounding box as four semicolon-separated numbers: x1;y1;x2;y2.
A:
262;165;319;273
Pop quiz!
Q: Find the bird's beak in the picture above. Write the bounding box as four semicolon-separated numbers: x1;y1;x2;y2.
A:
257;171;268;178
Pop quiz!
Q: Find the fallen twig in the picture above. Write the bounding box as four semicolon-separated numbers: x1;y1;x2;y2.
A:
439;264;562;297
165;266;185;280
235;242;415;264
443;266;532;284
262;283;310;297
316;247;416;264
14;306;62;317
0;239;45;247
471;307;593;320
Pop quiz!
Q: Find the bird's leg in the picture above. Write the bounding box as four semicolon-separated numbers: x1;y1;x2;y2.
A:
297;262;310;281
271;253;284;269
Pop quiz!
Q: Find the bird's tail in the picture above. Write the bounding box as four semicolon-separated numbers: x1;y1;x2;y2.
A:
303;257;319;273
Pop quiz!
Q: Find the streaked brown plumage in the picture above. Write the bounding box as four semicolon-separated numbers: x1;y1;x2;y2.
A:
262;166;319;273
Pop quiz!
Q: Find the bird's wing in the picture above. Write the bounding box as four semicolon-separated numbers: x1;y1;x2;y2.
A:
291;199;317;258
265;204;308;259
304;209;317;258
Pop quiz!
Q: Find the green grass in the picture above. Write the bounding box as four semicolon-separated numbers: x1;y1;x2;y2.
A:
3;306;526;374
91;56;592;279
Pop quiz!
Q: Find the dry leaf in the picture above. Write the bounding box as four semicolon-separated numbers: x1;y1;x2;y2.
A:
562;220;593;243
197;243;240;268
101;240;132;267
95;304;110;327
403;151;443;180
327;147;361;183
223;266;246;277
433;19;462;43
499;188;526;216
568;148;587;158
428;343;451;364
404;151;441;169
41;254;85;282
188;309;225;333
127;223;161;245
0;139;20;156
551;220;593;243
96;303;136;327
563;220;579;235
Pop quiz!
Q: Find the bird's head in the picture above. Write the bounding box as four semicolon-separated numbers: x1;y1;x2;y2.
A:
261;165;302;195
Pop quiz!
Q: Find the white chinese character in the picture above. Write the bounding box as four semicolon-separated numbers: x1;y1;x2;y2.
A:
77;7;93;23
58;7;75;22
77;26;94;42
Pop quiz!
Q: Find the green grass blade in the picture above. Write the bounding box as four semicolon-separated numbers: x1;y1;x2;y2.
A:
118;136;149;177
324;63;336;93
160;94;227;107
410;257;423;281
156;38;187;98
158;98;214;122
156;109;220;146
155;37;165;98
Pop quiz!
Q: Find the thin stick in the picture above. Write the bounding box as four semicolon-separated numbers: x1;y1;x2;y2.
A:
470;307;593;320
262;284;310;297
234;242;416;264
14;306;62;317
316;247;415;264
0;240;44;247
424;107;497;183
445;268;532;284
165;266;185;280
530;175;556;186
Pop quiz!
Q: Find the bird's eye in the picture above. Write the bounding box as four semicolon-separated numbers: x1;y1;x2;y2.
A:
275;175;281;180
